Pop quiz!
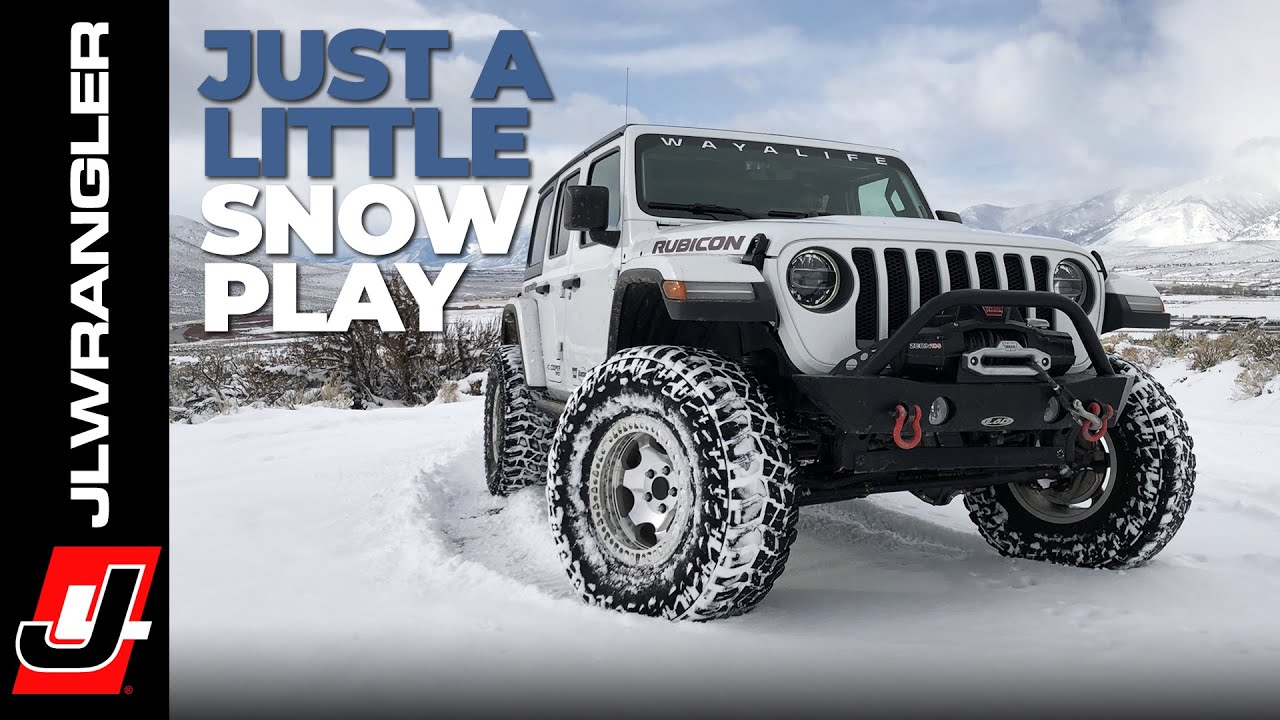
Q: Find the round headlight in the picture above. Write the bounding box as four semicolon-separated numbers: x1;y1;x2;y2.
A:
787;249;841;310
1052;261;1089;306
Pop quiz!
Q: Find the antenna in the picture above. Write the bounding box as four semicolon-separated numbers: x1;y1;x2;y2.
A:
624;67;630;124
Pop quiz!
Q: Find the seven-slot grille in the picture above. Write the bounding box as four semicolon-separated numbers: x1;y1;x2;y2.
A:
850;247;1056;340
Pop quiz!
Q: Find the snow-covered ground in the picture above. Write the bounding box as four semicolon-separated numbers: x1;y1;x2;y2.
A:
1161;293;1278;318
1102;240;1280;289
170;361;1280;713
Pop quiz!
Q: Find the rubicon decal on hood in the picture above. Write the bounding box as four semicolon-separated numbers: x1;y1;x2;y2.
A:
652;235;747;254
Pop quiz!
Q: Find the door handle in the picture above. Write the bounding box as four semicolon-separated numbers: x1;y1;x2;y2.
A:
561;277;581;290
534;283;551;295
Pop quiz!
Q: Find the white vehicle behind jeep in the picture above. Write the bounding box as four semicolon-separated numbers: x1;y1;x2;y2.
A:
484;125;1194;621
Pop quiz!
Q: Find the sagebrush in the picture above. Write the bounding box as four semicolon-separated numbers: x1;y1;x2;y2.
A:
170;276;500;422
1102;326;1277;398
168;345;344;423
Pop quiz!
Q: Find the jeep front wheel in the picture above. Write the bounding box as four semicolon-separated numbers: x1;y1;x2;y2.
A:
547;345;798;620
964;356;1196;569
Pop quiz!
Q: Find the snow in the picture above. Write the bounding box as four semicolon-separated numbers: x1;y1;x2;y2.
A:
1101;240;1280;288
170;363;1280;712
1160;294;1279;318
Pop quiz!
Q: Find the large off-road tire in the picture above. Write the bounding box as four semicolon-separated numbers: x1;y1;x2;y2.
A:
547;345;798;621
483;345;552;496
964;356;1196;569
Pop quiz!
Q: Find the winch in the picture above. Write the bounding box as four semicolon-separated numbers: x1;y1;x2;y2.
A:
885;304;1077;382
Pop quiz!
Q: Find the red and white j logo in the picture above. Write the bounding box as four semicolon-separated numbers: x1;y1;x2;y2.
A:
13;546;160;694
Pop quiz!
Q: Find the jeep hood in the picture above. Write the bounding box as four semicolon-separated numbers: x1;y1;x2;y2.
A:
628;215;1086;259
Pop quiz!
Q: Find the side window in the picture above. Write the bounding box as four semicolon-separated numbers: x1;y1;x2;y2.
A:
526;190;553;279
856;178;893;217
550;170;580;257
587;150;622;232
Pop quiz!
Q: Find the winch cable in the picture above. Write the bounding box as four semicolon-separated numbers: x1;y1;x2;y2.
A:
1029;362;1112;442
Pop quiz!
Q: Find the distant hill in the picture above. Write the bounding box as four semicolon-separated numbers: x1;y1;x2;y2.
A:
962;138;1280;247
169;215;350;324
308;229;531;270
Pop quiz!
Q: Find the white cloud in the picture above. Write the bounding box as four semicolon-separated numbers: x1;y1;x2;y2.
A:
1038;0;1119;34
584;27;803;74
168;0;515;42
170;0;1280;219
1145;0;1280;160
723;0;1280;209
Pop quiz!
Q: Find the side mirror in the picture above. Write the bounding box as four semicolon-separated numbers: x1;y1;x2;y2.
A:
563;185;610;232
936;210;964;224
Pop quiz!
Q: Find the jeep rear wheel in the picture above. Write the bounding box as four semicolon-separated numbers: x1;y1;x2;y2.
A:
547;345;798;620
483;345;552;496
964;356;1196;569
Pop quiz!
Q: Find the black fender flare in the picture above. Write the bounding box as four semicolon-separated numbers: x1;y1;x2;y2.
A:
501;304;521;344
607;268;778;355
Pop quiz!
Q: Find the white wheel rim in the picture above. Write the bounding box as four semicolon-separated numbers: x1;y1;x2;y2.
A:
588;415;692;566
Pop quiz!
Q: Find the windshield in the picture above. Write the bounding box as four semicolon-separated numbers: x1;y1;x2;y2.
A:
635;133;932;221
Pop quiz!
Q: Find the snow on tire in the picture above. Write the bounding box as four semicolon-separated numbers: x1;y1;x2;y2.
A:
483;345;552;496
547;345;798;621
964;356;1196;569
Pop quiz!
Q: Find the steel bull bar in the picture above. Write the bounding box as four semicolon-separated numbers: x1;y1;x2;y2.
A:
791;290;1133;475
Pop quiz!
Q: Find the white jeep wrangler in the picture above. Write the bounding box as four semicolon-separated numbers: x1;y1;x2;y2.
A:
484;125;1195;621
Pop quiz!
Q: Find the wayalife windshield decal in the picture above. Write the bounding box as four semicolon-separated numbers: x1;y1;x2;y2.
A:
642;134;907;170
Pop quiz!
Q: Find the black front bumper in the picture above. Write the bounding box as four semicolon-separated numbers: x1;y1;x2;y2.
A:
793;371;1130;436
793;372;1130;471
791;290;1132;477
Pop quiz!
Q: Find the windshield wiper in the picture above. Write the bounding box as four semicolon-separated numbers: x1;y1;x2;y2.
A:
646;202;760;220
766;209;833;218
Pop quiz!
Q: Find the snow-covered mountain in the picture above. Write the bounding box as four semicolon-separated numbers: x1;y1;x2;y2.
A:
169;215;351;323
1233;209;1280;241
373;231;530;270
962;139;1280;247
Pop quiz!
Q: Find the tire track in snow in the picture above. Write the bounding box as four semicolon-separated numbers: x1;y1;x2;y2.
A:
410;423;571;598
799;499;983;559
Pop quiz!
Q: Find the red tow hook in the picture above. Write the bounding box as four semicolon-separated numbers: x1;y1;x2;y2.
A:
893;403;923;450
1080;402;1115;442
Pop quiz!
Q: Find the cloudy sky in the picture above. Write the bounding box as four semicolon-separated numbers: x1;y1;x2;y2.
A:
169;0;1279;225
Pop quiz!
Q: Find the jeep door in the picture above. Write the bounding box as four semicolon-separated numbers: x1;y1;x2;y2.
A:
562;145;623;386
533;169;582;395
523;187;559;387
